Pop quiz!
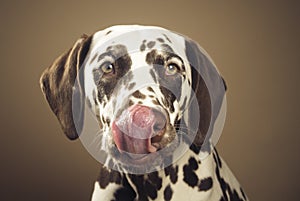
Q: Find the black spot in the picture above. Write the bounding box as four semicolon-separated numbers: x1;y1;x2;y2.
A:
132;90;146;99
152;100;159;105
189;157;199;170
213;153;245;201
145;180;157;200
214;157;228;201
147;86;154;92
163;34;172;43
213;148;222;168
157;38;165;43
163;185;173;201
106;30;112;35
113;175;136;201
140;43;146;52
148;171;162;190
189;143;201;154
230;189;244;201
240;187;247;200
128;82;136;90
164;165;178;184
183;157;199;187
198;177;213;191
161;44;174;53
147;41;156;48
146;49;158;65
128;100;134;106
128;175;149;201
97;165;122;189
219;196;226;201
140;40;147;52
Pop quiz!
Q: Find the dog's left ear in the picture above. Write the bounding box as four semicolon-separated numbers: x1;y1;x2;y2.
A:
184;37;227;153
40;34;92;140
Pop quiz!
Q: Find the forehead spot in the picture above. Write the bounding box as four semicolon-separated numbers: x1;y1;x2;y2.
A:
152;99;159;105
140;43;146;52
128;100;134;106
146;49;158;65
161;44;174;53
147;87;154;93
128;82;136;90
157;38;165;43
147;41;156;49
132;90;146;99
105;30;112;35
163;34;172;43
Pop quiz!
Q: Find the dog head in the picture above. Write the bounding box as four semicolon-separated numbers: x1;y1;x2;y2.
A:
40;25;226;173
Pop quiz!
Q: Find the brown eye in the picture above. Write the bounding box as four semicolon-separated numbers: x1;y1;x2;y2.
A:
101;62;114;74
166;63;179;75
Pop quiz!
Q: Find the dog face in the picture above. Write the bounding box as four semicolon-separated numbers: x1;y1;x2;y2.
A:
40;25;227;173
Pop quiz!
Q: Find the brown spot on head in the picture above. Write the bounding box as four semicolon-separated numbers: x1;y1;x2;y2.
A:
163;34;172;43
140;43;146;52
157;38;165;43
147;87;154;92
152;100;159;105
132;90;146;99
140;40;147;52
128;100;134;106
146;50;158;65
128;82;136;90
147;41;156;49
106;30;112;35
161;44;174;53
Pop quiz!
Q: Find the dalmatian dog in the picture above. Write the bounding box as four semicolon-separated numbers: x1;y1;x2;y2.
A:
40;25;248;201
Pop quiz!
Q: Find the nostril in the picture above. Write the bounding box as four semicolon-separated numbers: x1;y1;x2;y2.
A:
151;109;167;133
153;121;166;132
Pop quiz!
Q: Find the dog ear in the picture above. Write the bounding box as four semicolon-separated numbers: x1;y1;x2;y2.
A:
40;34;92;140
184;38;227;153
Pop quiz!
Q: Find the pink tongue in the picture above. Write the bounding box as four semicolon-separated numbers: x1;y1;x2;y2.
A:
113;106;156;154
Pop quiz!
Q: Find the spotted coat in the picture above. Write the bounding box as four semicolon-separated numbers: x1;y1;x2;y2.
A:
40;25;248;201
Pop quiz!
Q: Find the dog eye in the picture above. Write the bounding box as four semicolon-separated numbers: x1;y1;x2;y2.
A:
166;63;179;75
101;62;115;74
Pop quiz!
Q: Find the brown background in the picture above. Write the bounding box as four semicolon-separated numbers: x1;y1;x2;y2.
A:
1;1;299;201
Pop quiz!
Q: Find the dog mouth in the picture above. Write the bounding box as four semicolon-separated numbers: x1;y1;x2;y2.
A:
112;105;167;159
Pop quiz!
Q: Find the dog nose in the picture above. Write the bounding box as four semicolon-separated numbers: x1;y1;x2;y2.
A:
131;106;166;135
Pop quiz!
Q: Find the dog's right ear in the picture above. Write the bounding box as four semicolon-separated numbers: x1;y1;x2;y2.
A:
40;34;92;140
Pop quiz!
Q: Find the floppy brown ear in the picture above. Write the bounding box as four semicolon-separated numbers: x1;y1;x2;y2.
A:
184;38;227;153
40;34;92;140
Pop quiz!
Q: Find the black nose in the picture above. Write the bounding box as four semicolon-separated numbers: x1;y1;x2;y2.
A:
151;109;167;132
